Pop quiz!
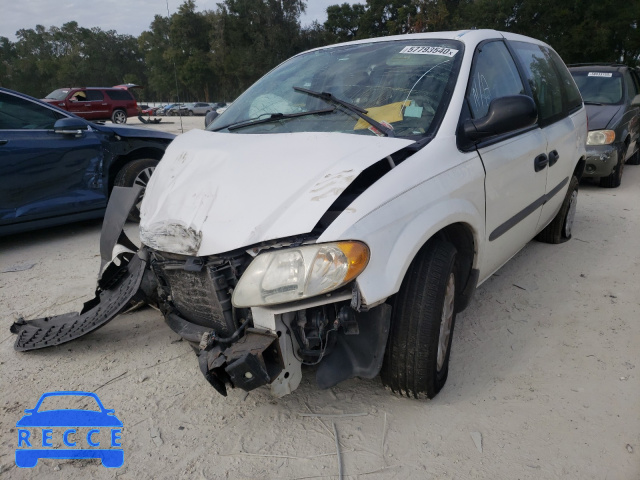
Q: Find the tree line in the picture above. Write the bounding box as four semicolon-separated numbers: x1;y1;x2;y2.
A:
0;0;638;103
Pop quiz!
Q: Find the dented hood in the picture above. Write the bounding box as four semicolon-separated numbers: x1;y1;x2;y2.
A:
140;130;413;256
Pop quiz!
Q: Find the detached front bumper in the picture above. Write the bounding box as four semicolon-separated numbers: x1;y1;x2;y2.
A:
583;144;619;178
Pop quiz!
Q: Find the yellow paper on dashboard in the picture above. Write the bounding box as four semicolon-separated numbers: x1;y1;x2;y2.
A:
353;101;411;130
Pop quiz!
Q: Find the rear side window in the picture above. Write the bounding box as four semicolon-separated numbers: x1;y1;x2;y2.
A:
467;41;525;119
546;49;582;112
511;41;564;126
623;70;639;99
85;90;104;101
105;89;134;101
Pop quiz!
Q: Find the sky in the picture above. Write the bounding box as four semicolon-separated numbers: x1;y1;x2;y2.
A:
0;0;361;41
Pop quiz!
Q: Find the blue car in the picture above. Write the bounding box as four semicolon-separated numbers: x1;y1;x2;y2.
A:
0;87;175;235
15;391;123;468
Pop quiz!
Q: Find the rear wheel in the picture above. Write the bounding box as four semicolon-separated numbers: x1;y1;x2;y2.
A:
111;109;127;124
114;158;158;221
380;239;458;399
536;175;579;244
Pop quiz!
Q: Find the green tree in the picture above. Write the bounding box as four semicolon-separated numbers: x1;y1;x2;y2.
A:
324;3;366;42
458;0;640;65
215;0;307;99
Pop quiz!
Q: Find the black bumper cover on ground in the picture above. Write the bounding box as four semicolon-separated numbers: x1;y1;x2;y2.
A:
10;186;145;351
11;254;147;351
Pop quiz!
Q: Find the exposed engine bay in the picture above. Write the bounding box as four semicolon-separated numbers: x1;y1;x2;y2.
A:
11;186;391;398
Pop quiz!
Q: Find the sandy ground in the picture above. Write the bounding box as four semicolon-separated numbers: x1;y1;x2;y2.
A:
0;116;639;479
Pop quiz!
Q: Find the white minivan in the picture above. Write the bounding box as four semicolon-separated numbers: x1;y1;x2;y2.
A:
13;30;587;400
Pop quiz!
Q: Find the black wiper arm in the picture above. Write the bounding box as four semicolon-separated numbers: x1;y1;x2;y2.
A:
293;86;395;137
214;108;335;132
583;101;603;106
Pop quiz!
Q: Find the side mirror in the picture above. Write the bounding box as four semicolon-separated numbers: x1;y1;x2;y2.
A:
54;117;89;136
463;95;538;142
204;110;219;128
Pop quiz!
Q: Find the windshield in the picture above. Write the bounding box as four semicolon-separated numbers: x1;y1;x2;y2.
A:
207;39;463;138
570;71;623;104
45;89;70;100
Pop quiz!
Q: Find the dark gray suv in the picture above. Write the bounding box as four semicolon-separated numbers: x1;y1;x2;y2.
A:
569;64;640;187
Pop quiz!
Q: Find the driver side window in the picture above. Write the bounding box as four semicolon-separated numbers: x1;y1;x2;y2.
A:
467;41;526;119
0;92;64;130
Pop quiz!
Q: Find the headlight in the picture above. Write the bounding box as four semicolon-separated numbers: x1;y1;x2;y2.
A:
232;241;369;307
587;130;615;145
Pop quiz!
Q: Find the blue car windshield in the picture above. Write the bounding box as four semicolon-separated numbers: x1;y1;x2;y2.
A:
207;39;463;138
36;395;102;412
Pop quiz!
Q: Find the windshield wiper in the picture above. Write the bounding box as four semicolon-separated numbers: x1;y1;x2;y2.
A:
583;101;604;106
293;86;395;137
213;108;335;132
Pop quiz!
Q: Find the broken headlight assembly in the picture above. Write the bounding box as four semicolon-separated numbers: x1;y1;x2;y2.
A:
232;241;369;307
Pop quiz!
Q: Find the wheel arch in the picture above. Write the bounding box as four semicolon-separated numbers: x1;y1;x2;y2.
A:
107;147;165;192
573;156;586;180
355;205;483;311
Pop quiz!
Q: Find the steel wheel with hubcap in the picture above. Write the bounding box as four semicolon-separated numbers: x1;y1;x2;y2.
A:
381;238;458;399
536;175;579;244
563;189;578;238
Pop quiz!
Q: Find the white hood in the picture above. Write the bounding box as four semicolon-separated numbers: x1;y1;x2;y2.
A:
140;130;413;256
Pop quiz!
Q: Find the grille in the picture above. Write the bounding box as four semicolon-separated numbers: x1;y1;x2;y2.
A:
152;252;247;335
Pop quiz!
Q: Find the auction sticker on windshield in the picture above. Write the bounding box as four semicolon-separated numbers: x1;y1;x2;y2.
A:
15;391;123;468
587;72;613;77
399;46;458;57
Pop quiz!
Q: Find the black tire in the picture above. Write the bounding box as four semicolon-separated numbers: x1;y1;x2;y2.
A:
111;109;127;124
188;110;194;116
380;239;458;399
600;149;624;188
536;175;579;244
113;158;158;222
626;148;640;165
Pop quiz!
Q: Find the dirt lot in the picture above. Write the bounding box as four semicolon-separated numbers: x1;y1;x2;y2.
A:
1;116;639;479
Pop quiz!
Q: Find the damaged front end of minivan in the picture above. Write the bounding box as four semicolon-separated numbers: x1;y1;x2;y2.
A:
11;130;415;398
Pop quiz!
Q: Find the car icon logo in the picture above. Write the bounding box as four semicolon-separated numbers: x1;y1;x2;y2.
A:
15;391;123;468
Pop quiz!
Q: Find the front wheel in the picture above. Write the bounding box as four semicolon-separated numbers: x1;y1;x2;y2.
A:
536;175;579;244
600;151;624;188
111;109;127;124
380;239;458;399
114;158;158;221
627;148;640;165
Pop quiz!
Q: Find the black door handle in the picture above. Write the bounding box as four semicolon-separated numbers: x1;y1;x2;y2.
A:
534;153;548;172
0;139;8;145
548;150;559;167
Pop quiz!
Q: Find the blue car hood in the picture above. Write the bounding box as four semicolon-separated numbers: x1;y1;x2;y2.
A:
95;123;175;141
16;410;123;427
585;104;622;131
